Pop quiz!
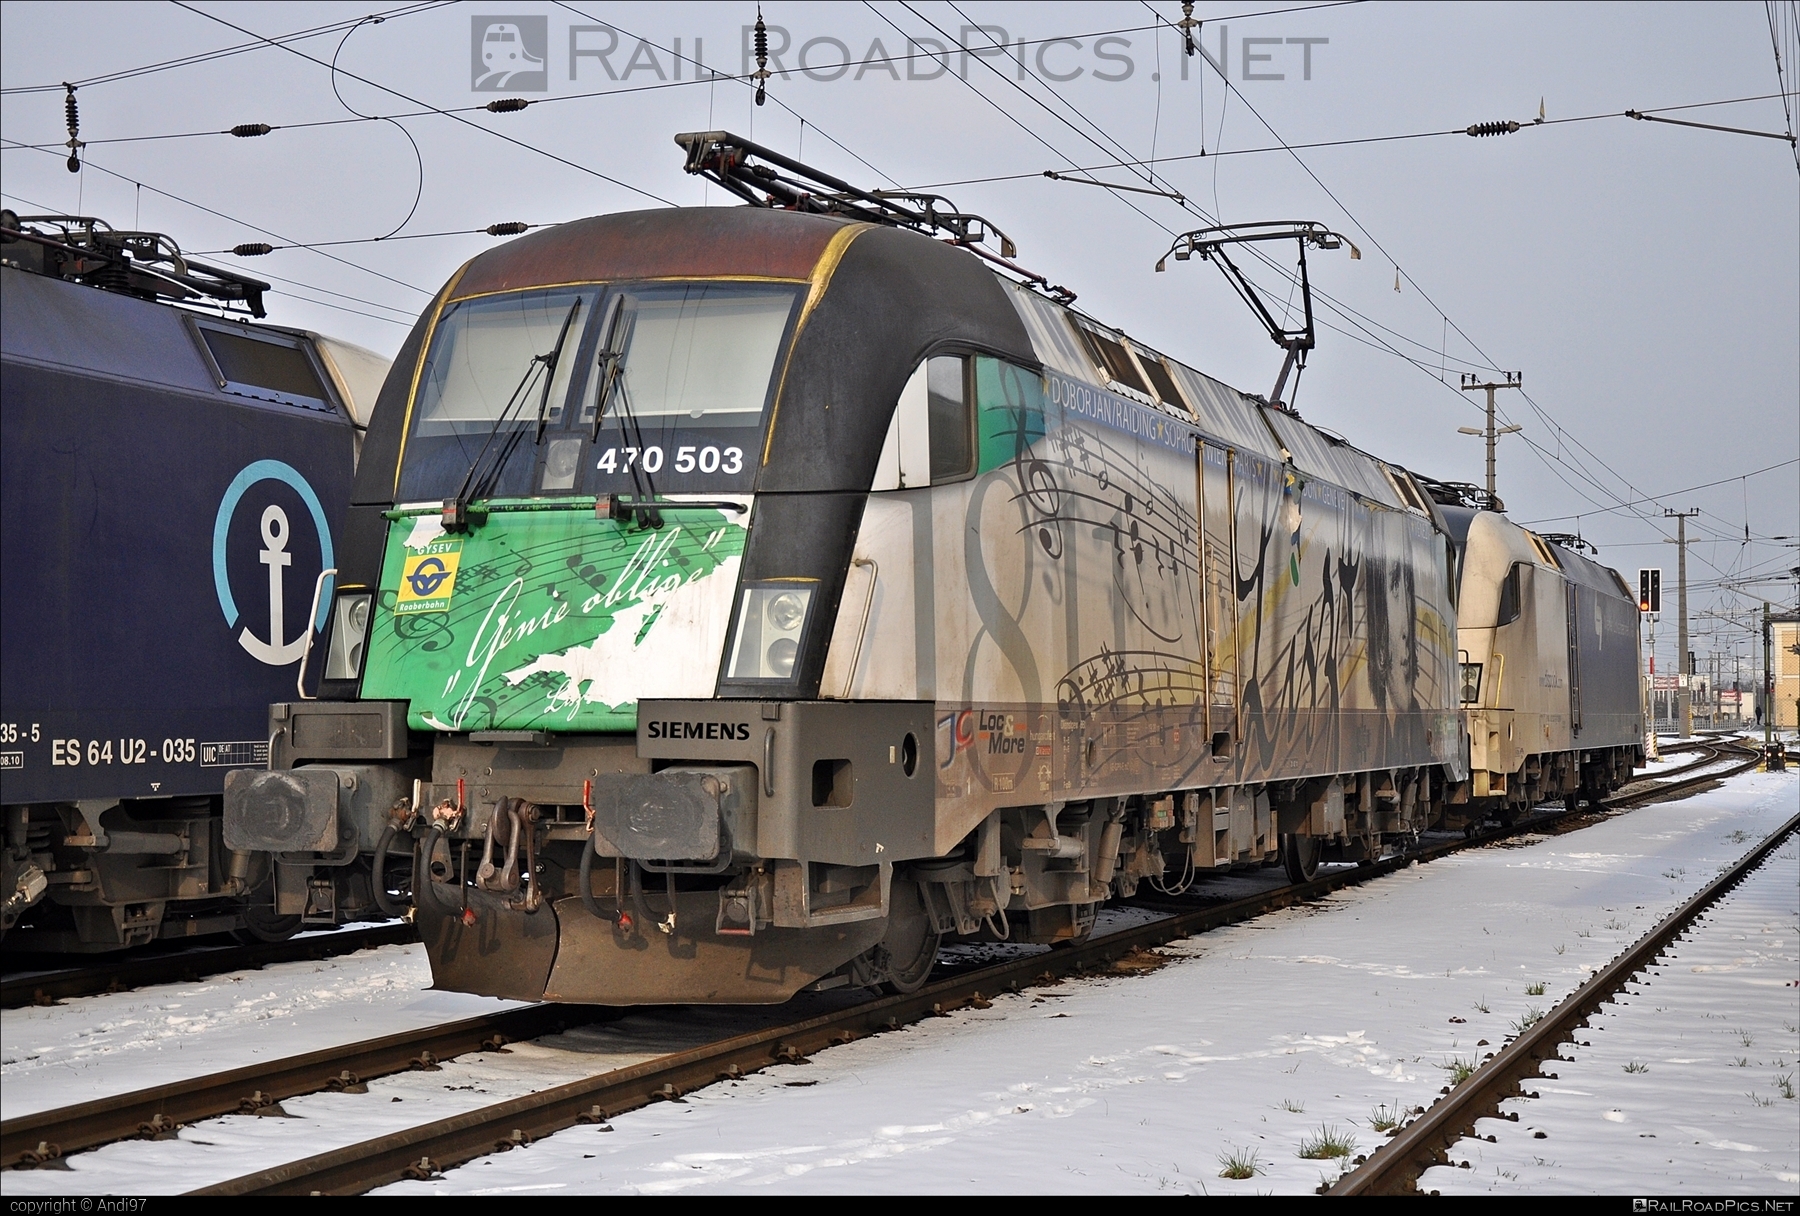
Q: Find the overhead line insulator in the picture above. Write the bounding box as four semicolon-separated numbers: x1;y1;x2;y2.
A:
232;242;274;256
486;222;528;236
1466;120;1522;137
231;123;273;138
484;99;529;113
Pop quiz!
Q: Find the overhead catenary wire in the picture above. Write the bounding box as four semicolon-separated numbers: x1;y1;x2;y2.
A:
1;137;433;298
0;186;418;327
168;0;679;209
893;0;1786;604
0;1;456;95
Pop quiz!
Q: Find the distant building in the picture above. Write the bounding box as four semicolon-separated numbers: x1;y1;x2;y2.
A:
1775;614;1800;730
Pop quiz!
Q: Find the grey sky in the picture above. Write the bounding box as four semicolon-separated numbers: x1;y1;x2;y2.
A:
3;1;1796;682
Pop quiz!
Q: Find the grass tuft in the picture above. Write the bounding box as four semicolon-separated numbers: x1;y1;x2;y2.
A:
1297;1124;1359;1160
1775;1074;1795;1100
1368;1103;1403;1133
1442;1056;1479;1085
1510;1007;1545;1036
1623;1060;1649;1074
1279;1098;1306;1113
1217;1146;1262;1179
1525;981;1546;997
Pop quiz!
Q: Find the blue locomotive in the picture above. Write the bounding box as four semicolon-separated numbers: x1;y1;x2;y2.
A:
0;212;390;949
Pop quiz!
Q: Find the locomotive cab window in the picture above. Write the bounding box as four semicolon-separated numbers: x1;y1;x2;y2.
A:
397;281;800;502
927;355;974;482
188;318;336;413
1495;561;1524;627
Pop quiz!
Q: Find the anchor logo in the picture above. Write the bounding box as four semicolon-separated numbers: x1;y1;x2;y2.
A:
212;460;335;668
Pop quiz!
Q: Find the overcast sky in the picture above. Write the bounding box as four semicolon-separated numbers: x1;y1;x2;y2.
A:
4;1;1796;679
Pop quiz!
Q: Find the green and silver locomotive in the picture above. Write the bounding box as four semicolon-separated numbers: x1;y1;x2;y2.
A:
228;134;1495;1004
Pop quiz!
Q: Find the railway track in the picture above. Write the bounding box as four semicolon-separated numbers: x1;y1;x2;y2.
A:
1;921;418;1010
3;743;1735;1016
2;747;1775;1192
1328;805;1800;1196
0;751;1713;1014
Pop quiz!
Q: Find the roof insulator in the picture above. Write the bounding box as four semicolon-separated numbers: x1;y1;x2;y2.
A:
485;98;530;113
231;123;273;138
233;242;274;256
486;222;528;236
1465;120;1521;137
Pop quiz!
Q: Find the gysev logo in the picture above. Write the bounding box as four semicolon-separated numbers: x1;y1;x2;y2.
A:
395;540;463;615
212;460;335;667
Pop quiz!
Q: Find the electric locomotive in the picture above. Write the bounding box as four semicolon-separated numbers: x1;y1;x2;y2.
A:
0;212;390;948
229;134;1489;1005
1428;488;1643;818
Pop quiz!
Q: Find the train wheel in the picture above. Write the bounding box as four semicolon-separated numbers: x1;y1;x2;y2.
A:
872;879;940;995
1281;834;1320;883
233;877;301;944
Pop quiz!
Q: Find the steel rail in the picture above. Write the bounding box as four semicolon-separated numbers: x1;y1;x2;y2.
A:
7;749;1760;1185
2;921;419;1010
187;778;1723;1198
1603;745;1758;810
1329;807;1800;1196
0;789;1568;1172
0;1003;584;1170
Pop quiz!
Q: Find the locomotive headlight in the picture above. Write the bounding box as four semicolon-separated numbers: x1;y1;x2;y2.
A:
766;591;806;632
766;637;798;678
728;583;815;681
1459;662;1483;704
323;591;373;681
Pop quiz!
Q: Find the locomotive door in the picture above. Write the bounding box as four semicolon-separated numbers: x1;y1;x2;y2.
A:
1196;441;1240;745
1565;579;1583;735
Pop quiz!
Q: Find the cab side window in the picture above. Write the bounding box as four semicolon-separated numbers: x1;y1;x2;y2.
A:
926;355;973;482
1496;561;1524;627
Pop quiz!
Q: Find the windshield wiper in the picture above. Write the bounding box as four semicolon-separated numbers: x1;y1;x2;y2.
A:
447;298;584;525
533;297;584;445
590;297;663;528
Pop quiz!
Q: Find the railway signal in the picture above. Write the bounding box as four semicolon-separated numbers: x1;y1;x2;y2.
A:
1638;568;1662;613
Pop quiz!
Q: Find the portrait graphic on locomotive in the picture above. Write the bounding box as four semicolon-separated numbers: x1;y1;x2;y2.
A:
224;134;1643;1003
0;211;390;948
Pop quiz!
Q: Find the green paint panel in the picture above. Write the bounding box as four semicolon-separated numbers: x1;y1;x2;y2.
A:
976;356;1048;474
360;502;744;732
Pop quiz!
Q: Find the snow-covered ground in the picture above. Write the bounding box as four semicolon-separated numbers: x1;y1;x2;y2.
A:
2;763;1792;1195
1424;827;1800;1195
0;938;529;1121
368;765;1792;1196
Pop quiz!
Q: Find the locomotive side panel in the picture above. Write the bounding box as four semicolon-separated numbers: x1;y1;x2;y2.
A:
834;326;1461;856
0;269;355;804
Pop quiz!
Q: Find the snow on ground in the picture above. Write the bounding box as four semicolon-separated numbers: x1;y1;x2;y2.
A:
1424;829;1800;1195
0;940;527;1121
2;759;1791;1195
368;768;1795;1196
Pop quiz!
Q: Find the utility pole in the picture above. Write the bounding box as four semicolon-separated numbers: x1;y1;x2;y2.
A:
1763;602;1779;768
1458;372;1524;502
1665;508;1700;738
